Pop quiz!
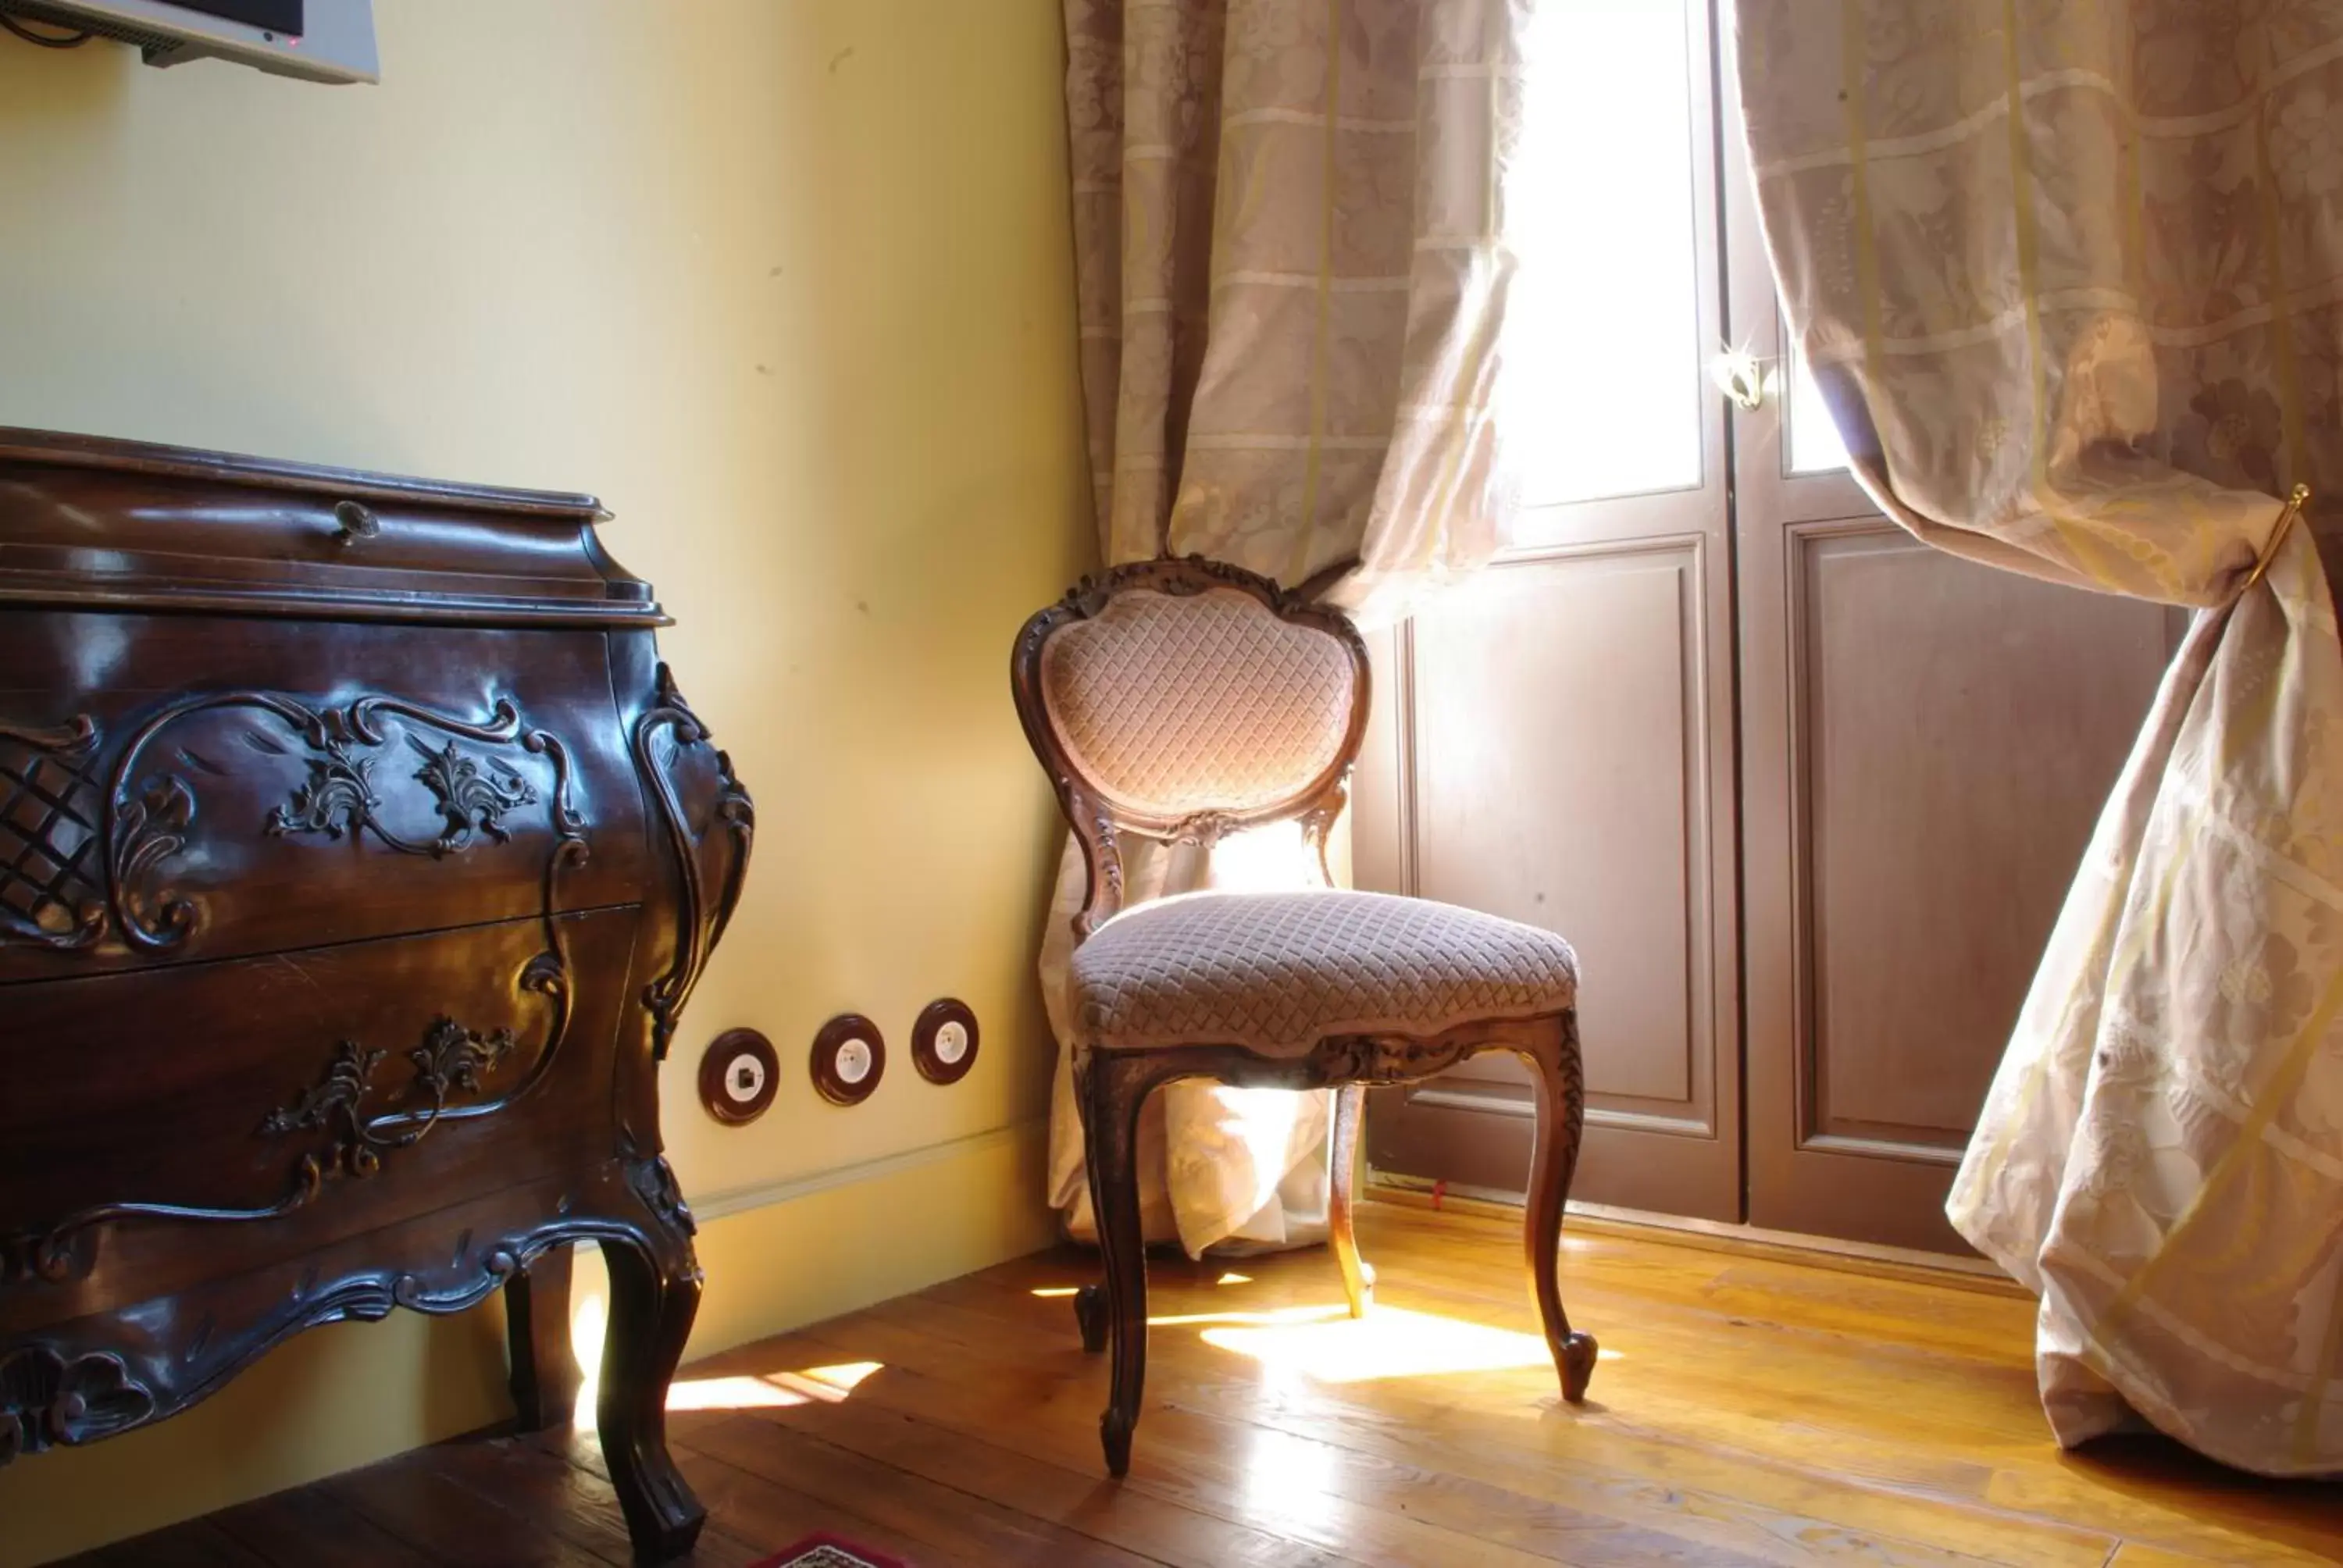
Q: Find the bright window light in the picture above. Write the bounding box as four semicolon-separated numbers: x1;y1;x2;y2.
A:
1785;334;1852;474
1511;1;1703;508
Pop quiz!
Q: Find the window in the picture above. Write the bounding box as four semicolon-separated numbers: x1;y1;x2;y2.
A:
1510;0;1706;508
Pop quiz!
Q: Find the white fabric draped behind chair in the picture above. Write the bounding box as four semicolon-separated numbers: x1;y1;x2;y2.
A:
1735;0;2343;1474
1045;0;1535;1256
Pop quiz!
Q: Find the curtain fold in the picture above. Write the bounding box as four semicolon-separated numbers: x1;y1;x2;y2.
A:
1736;1;2343;1474
1048;0;1532;1256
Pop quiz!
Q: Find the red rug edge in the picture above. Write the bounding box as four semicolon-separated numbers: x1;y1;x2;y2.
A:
748;1533;912;1568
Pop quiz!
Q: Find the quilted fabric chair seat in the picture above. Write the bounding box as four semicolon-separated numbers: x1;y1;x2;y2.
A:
1071;889;1579;1053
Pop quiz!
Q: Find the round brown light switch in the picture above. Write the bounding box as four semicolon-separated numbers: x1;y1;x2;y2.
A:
811;1014;886;1106
910;998;979;1085
699;1028;779;1125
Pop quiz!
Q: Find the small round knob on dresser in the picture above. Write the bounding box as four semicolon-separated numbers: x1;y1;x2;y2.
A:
331;499;380;545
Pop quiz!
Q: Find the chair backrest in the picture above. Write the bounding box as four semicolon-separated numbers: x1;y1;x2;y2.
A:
1011;557;1371;939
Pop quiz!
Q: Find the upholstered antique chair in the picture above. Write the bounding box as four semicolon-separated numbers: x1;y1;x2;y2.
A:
1011;556;1599;1476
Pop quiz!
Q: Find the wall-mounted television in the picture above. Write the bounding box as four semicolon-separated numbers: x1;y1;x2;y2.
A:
0;0;376;84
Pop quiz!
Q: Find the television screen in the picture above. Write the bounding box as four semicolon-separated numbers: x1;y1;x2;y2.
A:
174;0;298;31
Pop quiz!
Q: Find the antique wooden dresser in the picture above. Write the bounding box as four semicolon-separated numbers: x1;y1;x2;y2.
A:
0;428;751;1563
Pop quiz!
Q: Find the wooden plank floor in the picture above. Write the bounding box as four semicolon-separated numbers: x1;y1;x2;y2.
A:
61;1204;2343;1566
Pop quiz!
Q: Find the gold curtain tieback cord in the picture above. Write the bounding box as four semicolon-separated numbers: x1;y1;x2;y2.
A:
2242;484;2314;594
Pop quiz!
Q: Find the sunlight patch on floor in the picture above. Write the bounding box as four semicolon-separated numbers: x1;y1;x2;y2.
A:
772;1360;886;1402
662;1361;885;1413
1236;1424;1344;1534
1036;1271;1252;1303
1150;1303;1350;1330
1200;1304;1573;1384
665;1375;811;1412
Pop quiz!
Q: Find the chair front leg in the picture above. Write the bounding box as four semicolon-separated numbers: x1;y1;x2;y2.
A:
1522;1010;1599;1402
1328;1083;1375;1317
1075;1049;1160;1477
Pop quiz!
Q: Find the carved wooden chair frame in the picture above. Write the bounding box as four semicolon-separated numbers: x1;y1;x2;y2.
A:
1011;555;1598;1477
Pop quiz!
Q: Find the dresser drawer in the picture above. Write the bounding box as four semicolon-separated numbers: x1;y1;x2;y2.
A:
0;611;654;982
0;907;639;1327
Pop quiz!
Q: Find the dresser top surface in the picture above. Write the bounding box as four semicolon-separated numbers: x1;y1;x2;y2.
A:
0;426;607;521
0;427;665;627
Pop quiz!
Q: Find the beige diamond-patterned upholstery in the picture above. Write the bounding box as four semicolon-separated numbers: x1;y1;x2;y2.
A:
1038;586;1356;818
1069;889;1579;1055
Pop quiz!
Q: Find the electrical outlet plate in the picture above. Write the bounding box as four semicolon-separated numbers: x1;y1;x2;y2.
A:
811;1013;886;1106
698;1028;780;1125
911;997;980;1085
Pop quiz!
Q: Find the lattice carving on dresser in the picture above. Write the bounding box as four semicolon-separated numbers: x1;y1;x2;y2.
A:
0;717;106;952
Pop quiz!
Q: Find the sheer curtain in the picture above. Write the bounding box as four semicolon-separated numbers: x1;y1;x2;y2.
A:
1736;1;2343;1473
1044;0;1535;1256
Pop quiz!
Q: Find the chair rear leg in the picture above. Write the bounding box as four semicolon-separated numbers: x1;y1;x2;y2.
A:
1524;1011;1599;1402
1328;1083;1375;1317
1073;1282;1109;1352
1078;1050;1154;1476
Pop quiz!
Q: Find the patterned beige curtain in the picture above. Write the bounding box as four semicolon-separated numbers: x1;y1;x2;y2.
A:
1737;2;2343;1474
1044;0;1532;1256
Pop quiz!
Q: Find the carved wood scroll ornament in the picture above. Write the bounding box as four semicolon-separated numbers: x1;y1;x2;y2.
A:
633;666;754;1058
269;732;538;855
106;691;581;952
0;1348;155;1463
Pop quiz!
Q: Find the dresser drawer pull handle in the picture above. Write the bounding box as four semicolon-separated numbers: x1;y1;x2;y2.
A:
331;500;380;546
265;1017;517;1171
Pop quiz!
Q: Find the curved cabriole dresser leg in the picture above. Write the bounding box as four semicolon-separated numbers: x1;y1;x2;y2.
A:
597;1167;708;1564
1524;1010;1599;1402
505;1245;584;1432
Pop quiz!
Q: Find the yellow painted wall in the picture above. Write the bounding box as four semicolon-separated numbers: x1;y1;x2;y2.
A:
0;2;1086;1560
